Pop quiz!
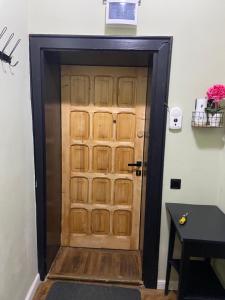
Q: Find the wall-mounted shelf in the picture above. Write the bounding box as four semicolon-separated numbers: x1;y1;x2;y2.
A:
192;111;224;128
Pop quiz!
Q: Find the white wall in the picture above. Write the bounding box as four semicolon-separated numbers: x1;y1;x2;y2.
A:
0;1;38;299
28;0;225;282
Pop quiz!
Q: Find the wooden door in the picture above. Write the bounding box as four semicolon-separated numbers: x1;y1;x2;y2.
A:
61;66;148;250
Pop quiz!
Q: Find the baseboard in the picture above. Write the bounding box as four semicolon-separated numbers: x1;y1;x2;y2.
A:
157;280;165;290
25;274;40;300
157;280;178;290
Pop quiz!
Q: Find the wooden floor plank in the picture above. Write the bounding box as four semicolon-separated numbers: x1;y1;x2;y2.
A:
48;246;143;284
33;280;54;300
142;289;176;300
33;280;177;300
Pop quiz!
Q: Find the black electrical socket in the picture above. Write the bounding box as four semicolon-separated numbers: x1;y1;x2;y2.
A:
170;179;181;189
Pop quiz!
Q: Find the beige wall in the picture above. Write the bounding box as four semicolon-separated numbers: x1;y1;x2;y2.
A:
28;0;225;281
215;144;225;283
0;1;38;299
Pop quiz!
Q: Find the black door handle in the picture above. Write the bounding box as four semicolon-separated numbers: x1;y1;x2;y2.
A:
128;161;142;167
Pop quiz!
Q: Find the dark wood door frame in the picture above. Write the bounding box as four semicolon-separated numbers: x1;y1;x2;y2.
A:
29;35;172;288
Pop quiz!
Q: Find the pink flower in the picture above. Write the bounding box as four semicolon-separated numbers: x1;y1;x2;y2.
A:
206;84;225;102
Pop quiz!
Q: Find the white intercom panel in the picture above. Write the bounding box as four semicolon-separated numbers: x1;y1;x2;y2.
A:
169;107;183;130
106;0;138;25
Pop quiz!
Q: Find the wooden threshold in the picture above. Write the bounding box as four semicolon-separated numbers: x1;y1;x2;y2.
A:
48;246;143;285
33;280;177;300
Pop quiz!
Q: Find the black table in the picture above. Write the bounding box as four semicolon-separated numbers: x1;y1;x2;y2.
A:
165;203;225;300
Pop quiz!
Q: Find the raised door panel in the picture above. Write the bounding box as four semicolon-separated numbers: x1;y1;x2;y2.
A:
94;76;113;106
113;210;132;236
70;177;88;203
117;77;136;107
93;112;113;141
91;209;110;235
70;209;89;234
71;111;89;140
92;178;111;204
115;147;134;174
71;145;89;172
93;146;112;173
117;113;136;141
114;179;133;205
71;76;90;106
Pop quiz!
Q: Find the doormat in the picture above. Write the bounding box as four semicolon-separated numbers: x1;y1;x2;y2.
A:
46;281;141;300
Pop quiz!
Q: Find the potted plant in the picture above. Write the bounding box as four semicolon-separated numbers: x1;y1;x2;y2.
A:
205;84;225;127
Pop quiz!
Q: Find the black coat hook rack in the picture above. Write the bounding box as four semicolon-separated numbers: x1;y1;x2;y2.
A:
0;26;21;68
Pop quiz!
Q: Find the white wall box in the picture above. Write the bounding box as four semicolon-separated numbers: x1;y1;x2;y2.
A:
169;107;183;130
106;0;138;25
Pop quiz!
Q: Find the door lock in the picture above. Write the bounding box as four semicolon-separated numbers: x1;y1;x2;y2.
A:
128;161;142;176
136;170;142;176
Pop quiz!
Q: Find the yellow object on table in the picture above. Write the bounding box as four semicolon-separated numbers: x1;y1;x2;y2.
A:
179;213;188;225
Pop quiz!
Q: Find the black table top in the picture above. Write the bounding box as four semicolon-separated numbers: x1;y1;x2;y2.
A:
166;203;225;244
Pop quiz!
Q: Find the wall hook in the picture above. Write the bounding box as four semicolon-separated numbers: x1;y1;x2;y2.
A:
0;26;7;40
9;39;21;67
0;27;21;71
9;39;21;57
2;33;14;53
10;59;19;67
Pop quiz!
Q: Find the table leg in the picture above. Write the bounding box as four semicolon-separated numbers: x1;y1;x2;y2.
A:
178;243;190;300
165;221;176;295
